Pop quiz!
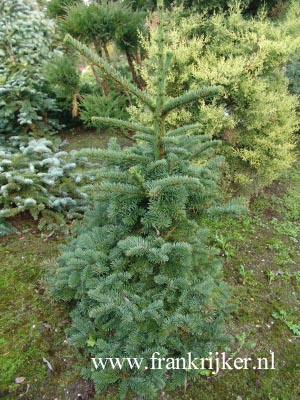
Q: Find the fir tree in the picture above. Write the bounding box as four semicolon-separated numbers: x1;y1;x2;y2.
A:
0;135;88;231
0;0;88;232
52;1;244;398
0;0;59;136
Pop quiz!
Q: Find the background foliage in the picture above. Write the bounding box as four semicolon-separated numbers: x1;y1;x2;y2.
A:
45;0;147;127
129;3;300;194
0;0;60;136
0;136;88;231
0;0;88;231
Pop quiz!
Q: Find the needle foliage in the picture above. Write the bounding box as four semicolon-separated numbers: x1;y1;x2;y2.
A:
51;2;244;398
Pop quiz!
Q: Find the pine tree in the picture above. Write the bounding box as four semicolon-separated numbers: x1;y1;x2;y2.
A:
52;1;244;398
58;1;146;90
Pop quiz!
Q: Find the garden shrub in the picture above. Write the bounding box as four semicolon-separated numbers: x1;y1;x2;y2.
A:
43;53;83;125
130;2;300;194
60;1;146;86
0;0;89;231
0;135;88;230
46;0;147;125
0;0;61;137
80;93;129;129
47;0;81;18
44;55;131;128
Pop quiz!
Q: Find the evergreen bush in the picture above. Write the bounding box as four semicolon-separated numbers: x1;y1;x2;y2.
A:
51;2;244;398
0;0;60;137
43;53;83;122
60;0;146;89
0;135;88;230
80;93;129;129
0;0;88;231
47;0;81;18
44;55;131;127
45;0;144;126
130;3;300;194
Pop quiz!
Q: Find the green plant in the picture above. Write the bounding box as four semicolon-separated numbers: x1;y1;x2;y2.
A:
214;233;235;258
286;55;300;95
272;308;300;336
265;269;282;285
267;236;296;266
238;265;254;285
44;53;82;119
51;1;244;398
0;0;60;136
80;93;129;128
60;1;146;90
46;0;80;18
130;2;300;195
265;268;300;285
0;136;88;231
0;219;18;237
230;332;256;358
46;1;146;126
271;219;299;239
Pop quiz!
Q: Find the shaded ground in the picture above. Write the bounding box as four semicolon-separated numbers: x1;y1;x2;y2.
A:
1;131;300;400
61;128;133;152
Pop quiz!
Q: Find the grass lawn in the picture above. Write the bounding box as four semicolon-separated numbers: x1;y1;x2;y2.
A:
1;131;300;399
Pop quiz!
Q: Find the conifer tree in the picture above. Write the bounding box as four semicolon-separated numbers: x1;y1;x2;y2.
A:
0;0;58;136
52;1;243;398
0;0;88;233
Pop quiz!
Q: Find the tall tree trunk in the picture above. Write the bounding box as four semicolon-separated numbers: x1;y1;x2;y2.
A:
135;46;146;88
125;48;143;90
103;43;111;63
102;75;110;96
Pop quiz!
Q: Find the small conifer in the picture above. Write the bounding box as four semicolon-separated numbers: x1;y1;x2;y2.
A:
52;1;243;398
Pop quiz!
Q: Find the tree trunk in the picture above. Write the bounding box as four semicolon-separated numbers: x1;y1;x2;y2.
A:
125;48;143;90
103;43;111;63
135;46;146;88
103;75;111;96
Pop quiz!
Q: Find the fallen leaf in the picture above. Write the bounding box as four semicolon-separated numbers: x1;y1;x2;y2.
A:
42;357;54;371
15;377;26;384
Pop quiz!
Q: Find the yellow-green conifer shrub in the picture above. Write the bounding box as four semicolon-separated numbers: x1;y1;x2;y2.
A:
130;3;300;194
